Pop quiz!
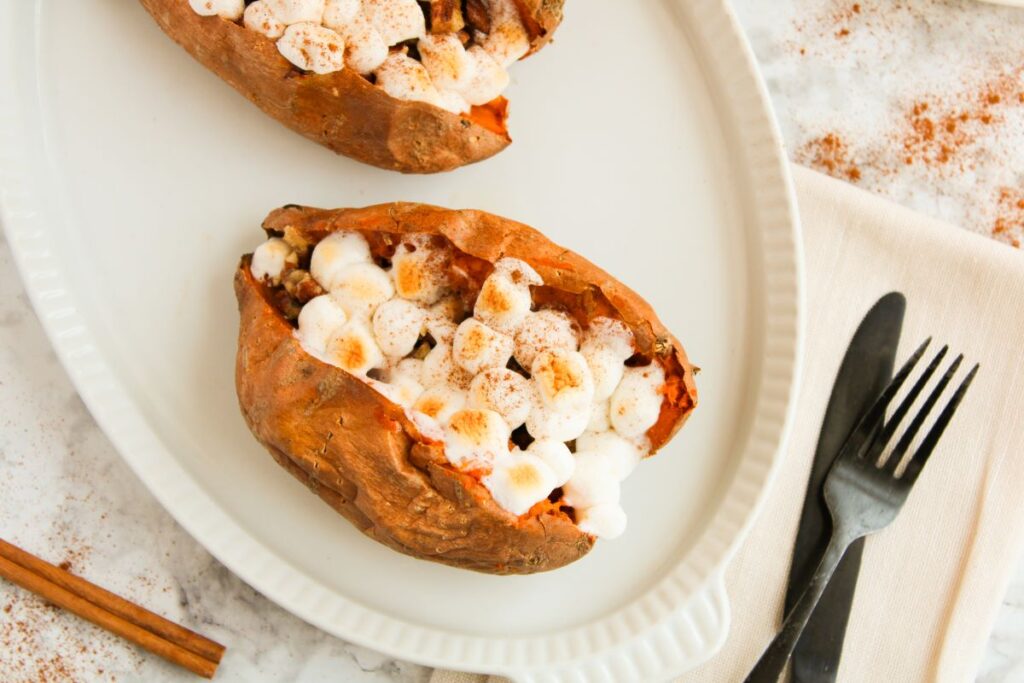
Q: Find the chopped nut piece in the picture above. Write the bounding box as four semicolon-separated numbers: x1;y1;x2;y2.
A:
429;0;464;34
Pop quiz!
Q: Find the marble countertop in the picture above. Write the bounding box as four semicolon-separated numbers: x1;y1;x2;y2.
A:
2;1;1023;681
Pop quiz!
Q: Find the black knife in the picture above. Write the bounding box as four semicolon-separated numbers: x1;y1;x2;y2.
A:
784;292;906;682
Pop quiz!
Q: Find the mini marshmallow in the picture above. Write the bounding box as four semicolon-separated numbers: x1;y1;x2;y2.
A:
610;364;666;438
329;262;395;319
531;349;594;412
277;22;345;74
575;431;642;481
310;231;372;290
524;402;590;442
576;504;627;539
423;296;463;344
321;0;359;28
189;0;244;20
483;454;558;516
473;258;541;333
296;294;349;355
562;457;620;509
582;344;625;402
582;317;635;361
363;0;426;46
422;342;473;390
381;372;423;408
372;299;426;358
468;367;534;429
435;89;472;115
526;439;574;487
452;319;514;375
335;15;389;74
391;236;451;304
375;52;442;106
243;1;286;38
265;0;325;24
413;385;466;425
444;409;511;470
587;400;611;432
325;320;384;375
481;0;530;66
394;357;425;384
418;34;476;91
250;237;297;284
513;309;580;370
457;46;510;106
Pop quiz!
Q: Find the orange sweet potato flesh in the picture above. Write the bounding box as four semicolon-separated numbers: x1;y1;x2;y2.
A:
234;203;697;574
139;0;564;173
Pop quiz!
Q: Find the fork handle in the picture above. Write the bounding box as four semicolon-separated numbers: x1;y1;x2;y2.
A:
744;528;859;682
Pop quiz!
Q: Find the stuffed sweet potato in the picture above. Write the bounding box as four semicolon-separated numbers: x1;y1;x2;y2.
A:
235;204;697;573
140;0;564;173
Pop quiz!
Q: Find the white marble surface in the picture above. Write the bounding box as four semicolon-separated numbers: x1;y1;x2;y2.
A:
2;1;1023;681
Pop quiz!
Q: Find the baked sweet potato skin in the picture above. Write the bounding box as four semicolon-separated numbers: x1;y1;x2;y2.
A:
140;0;511;174
516;0;565;55
235;204;697;574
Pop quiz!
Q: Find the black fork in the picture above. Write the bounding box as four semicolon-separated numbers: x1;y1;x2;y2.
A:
745;339;979;682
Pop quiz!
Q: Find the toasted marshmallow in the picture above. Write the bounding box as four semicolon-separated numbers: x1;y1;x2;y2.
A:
265;0;325;23
189;0;244;20
610;365;665;438
452;319;514;375
251;237;297;284
335;15;389;74
329;262;395;319
481;0;530;67
372;299;426;358
575;431;642;481
468;367;534;429
435;89;472;115
526;439;575;487
325;320;384;375
576;504;627;539
581;345;624;402
243;1;286;38
525;402;590;442
373;372;423;408
321;0;359;28
422;342;473;390
394;357;425;384
277;22;345;74
296;294;349;355
418;34;476;91
363;0;426;46
473;258;541;333
457;46;510;106
413;385;466;425
531;349;594;412
587;399;611;432
309;231;372;290
444;409;511;470
513;309;580;370
375;52;442;106
582;317;635;361
391;236;451;304
562;457;620;509
484;453;558;516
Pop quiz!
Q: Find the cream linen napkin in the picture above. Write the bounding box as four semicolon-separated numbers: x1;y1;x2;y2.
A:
430;165;1024;683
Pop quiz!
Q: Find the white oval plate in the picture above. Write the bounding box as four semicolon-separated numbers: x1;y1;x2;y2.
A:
0;0;801;680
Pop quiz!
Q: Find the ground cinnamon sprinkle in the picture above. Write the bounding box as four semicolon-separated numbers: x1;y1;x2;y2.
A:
800;133;862;182
992;188;1024;248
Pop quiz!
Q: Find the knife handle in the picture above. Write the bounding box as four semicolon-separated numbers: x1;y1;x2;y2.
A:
745;529;858;682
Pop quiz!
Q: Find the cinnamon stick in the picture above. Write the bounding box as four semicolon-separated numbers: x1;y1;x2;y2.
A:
0;538;224;678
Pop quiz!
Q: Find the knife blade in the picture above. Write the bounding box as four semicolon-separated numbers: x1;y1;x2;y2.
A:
784;292;906;682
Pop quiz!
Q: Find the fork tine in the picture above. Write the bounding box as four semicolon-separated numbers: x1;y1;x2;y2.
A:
874;346;949;469
903;363;979;483
839;338;931;461
887;354;964;475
